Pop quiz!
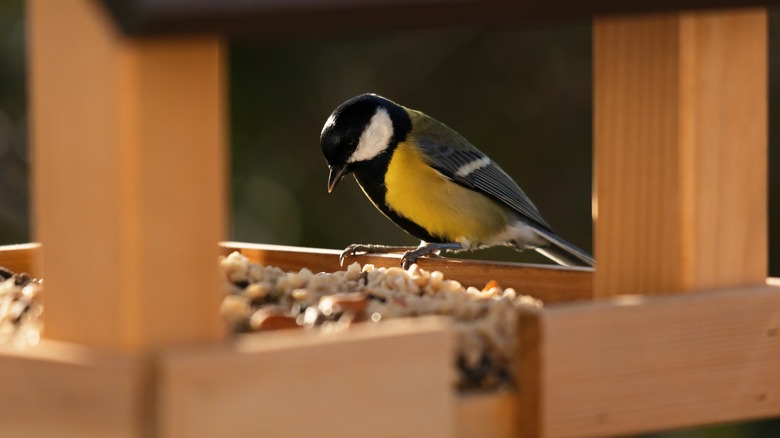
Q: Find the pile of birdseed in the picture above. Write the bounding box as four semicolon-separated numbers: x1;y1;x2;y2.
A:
0;268;43;350
220;251;543;390
0;253;544;391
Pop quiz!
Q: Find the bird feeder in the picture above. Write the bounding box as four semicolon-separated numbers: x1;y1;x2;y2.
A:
0;0;777;436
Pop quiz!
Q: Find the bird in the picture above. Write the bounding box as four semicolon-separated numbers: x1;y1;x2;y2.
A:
319;93;594;269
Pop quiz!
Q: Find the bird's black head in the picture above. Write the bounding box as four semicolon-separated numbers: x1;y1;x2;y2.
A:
320;93;411;192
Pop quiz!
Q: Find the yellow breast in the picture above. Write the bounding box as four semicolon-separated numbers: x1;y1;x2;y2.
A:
384;141;508;244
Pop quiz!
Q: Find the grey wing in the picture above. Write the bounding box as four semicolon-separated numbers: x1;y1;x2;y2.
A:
416;139;554;231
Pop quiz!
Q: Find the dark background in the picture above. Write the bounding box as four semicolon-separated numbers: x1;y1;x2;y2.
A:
0;2;778;435
229;24;593;265
228;16;780;270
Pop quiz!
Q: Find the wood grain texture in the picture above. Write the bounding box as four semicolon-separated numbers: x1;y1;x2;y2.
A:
678;10;768;290
516;307;543;438
456;391;517;438
594;9;767;296
0;243;42;277
220;242;593;304
28;0;226;349
0;340;148;437
158;317;454;438
517;284;780;437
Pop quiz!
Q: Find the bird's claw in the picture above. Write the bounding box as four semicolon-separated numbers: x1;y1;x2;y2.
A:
400;251;419;270
339;244;371;266
340;243;455;269
400;246;442;269
342;247;421;269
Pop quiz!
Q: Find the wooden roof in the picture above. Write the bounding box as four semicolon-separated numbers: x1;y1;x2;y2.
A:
100;0;779;37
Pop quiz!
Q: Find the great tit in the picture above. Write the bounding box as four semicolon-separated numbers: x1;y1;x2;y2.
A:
320;93;594;269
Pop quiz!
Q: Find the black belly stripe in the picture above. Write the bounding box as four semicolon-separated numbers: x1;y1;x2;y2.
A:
351;156;445;244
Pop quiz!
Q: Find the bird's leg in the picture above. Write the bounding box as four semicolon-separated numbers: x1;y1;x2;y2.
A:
401;242;463;269
339;244;418;266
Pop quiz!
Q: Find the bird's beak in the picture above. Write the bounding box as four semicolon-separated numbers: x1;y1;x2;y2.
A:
327;165;348;193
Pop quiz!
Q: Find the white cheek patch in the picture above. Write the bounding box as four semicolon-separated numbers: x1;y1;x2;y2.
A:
455;156;491;178
348;108;393;163
321;113;337;136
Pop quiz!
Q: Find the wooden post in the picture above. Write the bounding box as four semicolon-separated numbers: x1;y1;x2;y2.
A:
28;0;226;350
594;9;767;297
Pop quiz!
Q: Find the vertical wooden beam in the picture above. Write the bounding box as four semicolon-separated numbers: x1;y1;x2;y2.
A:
594;9;767;297
28;0;226;349
516;308;543;438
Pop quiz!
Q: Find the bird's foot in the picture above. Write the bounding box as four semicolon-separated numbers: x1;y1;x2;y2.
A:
400;242;463;269
339;244;417;266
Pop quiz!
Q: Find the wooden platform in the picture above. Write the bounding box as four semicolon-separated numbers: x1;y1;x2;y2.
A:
2;242;778;436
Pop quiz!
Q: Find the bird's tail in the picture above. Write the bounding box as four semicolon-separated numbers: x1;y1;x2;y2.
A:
531;227;594;268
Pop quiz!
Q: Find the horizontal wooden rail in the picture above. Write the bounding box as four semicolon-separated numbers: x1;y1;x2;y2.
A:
517;284;780;437
0;340;147;437
159;317;453;438
0;243;42;277
0;243;779;436
220;241;594;304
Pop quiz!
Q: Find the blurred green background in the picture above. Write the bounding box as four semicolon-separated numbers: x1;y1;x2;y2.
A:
1;2;779;435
